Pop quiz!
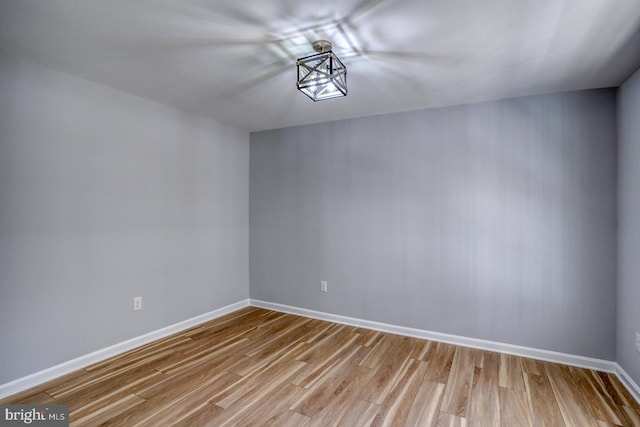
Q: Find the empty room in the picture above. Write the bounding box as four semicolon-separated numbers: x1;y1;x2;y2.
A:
1;0;640;425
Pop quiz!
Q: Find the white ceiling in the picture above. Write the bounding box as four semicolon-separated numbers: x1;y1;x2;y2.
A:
1;0;640;131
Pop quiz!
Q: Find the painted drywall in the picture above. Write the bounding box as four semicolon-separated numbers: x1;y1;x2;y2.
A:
0;52;249;384
618;68;640;386
250;90;618;360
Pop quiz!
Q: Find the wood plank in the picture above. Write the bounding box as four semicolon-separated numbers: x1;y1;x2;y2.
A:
436;412;468;426
475;350;499;372
2;391;57;405
228;340;308;378
303;365;377;426
68;370;161;420
85;335;191;372
469;366;499;425
238;311;297;342
498;354;525;391
46;350;171;399
175;309;266;353
138;372;244;426
499;387;532;427
424;342;457;384
353;327;384;348
292;334;363;388
218;383;306;426
370;358;429;426
358;334;395;369
596;371;640;409
620;405;640;426
62;365;163;413
468;419;498;427
169;402;225;427
441;346;476;418
320;399;379;427
405;379;446;427
265;410;311;427
520;357;545;375
412;340;437;361
360;336;418;404
120;371;239;426
241;316;312;357
297;321;337;345
571;367;627;425
156;337;252;375
295;324;352;364
42;369;99;398
69;393;145;427
524;372;565;427
290;345;367;417
544;362;599;427
135;354;237;400
210;358;306;410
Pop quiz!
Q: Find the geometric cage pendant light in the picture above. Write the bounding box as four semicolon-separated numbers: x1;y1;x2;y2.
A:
296;40;347;101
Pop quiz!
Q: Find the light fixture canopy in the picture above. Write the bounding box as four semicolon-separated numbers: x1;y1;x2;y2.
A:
296;40;347;101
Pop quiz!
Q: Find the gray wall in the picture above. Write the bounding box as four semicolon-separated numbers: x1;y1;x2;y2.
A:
250;90;618;360
0;46;627;387
618;68;640;385
0;52;249;384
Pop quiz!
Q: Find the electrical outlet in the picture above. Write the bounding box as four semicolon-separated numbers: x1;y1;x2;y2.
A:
320;281;328;293
636;332;640;353
133;296;142;311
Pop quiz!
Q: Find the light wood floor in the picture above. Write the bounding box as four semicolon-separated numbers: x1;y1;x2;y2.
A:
2;307;639;426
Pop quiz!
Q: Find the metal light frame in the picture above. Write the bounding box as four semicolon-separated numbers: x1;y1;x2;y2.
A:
296;40;347;101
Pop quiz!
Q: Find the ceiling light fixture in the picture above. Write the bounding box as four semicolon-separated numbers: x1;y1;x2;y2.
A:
296;40;347;102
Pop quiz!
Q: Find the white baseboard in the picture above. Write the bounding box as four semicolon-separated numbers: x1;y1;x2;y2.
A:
0;299;250;400
250;299;618;374
615;363;640;403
